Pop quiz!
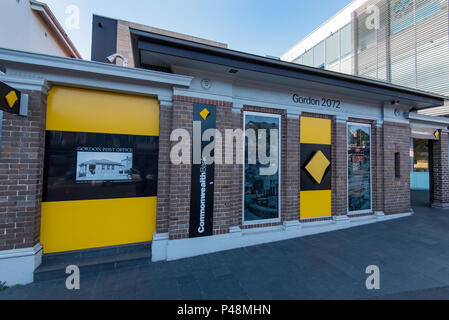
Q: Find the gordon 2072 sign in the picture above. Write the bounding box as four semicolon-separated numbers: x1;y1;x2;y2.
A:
292;93;341;109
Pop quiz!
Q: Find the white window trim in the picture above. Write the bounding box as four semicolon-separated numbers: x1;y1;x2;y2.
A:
242;111;282;226
347;122;373;215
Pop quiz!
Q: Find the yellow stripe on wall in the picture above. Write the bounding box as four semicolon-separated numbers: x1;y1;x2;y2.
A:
46;86;160;136
300;190;331;219
300;117;331;145
41;197;157;254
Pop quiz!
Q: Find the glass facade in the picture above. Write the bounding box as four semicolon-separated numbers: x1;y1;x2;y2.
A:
291;0;449;96
243;113;280;224
347;124;372;213
293;22;353;73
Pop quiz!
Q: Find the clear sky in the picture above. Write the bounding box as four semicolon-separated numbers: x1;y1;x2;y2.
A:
41;0;352;60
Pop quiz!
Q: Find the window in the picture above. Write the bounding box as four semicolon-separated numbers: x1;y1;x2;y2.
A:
340;23;352;59
413;139;428;172
314;41;325;68
395;152;401;178
303;49;313;66
243;112;281;225
347;123;372;213
326;32;340;66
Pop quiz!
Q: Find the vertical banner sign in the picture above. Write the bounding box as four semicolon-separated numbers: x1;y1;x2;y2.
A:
189;103;216;238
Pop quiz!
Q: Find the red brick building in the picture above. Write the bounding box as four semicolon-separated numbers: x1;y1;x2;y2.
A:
0;16;448;285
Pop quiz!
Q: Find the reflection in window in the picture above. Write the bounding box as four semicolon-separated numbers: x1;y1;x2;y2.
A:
413;139;429;172
244;113;280;223
348;124;371;212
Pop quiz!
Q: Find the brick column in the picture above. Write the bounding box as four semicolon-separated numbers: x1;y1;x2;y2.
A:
167;96;193;240
228;104;243;234
0;90;47;252
154;99;173;235
430;130;449;209
374;121;385;215
382;122;411;214
332;116;348;218
213;100;233;235
283;111;300;229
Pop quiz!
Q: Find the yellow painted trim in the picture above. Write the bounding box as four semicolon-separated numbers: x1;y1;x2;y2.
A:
46;86;160;136
41;197;157;254
300;190;331;219
300;117;331;145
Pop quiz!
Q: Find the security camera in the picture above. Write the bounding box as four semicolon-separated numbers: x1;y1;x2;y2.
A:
106;53;128;67
391;99;400;105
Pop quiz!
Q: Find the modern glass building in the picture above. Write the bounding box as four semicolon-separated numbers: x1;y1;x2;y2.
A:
282;0;449;190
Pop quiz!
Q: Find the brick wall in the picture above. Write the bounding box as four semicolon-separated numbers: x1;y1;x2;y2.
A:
382;122;411;214
155;103;172;234
333;120;348;216
429;131;449;206
0;90;46;251
167;96;233;240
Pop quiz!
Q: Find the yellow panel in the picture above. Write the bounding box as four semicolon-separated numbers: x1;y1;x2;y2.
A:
41;197;157;254
300;190;331;219
46;86;159;136
300;117;331;145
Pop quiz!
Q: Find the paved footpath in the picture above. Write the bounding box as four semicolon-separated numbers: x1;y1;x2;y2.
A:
1;191;449;300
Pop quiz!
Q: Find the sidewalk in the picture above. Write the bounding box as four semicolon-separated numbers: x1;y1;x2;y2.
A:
1;190;448;300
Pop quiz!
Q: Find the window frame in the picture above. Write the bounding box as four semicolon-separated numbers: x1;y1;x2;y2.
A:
242;111;282;226
346;122;373;215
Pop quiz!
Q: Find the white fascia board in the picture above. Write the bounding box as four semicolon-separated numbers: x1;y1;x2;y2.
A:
0;47;193;88
282;0;368;62
407;112;449;127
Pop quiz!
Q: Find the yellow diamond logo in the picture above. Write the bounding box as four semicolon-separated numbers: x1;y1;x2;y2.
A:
305;150;330;184
434;130;440;139
200;108;210;120
6;91;18;108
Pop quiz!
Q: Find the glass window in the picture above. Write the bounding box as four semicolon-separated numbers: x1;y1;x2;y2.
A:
314;41;325;68
243;112;280;224
413;139;428;172
340;23;352;59
303;49;313;66
293;54;303;65
348;123;372;213
326;32;339;66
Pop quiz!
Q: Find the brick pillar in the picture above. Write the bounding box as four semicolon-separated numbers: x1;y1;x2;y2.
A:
283;112;300;229
332;116;348;217
382;122;411;214
0;90;47;251
228;104;243;234
374;121;385;215
154;99;172;235
167;96;193;240
430;130;449;209
213;101;233;235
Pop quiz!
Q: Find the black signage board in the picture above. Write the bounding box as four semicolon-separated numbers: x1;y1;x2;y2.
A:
189;103;216;238
0;81;20;115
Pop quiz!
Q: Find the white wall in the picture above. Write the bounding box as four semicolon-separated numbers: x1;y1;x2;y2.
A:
0;0;69;57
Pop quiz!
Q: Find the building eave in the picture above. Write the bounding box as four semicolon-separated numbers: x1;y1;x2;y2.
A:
131;28;448;109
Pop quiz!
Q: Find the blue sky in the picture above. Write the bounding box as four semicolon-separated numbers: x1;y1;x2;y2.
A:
41;0;352;60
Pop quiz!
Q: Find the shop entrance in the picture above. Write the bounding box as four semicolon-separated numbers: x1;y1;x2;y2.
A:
40;86;160;254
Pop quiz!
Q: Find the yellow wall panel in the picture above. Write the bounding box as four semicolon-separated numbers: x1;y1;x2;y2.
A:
300;117;331;145
46;86;159;136
300;190;331;219
41;197;157;254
